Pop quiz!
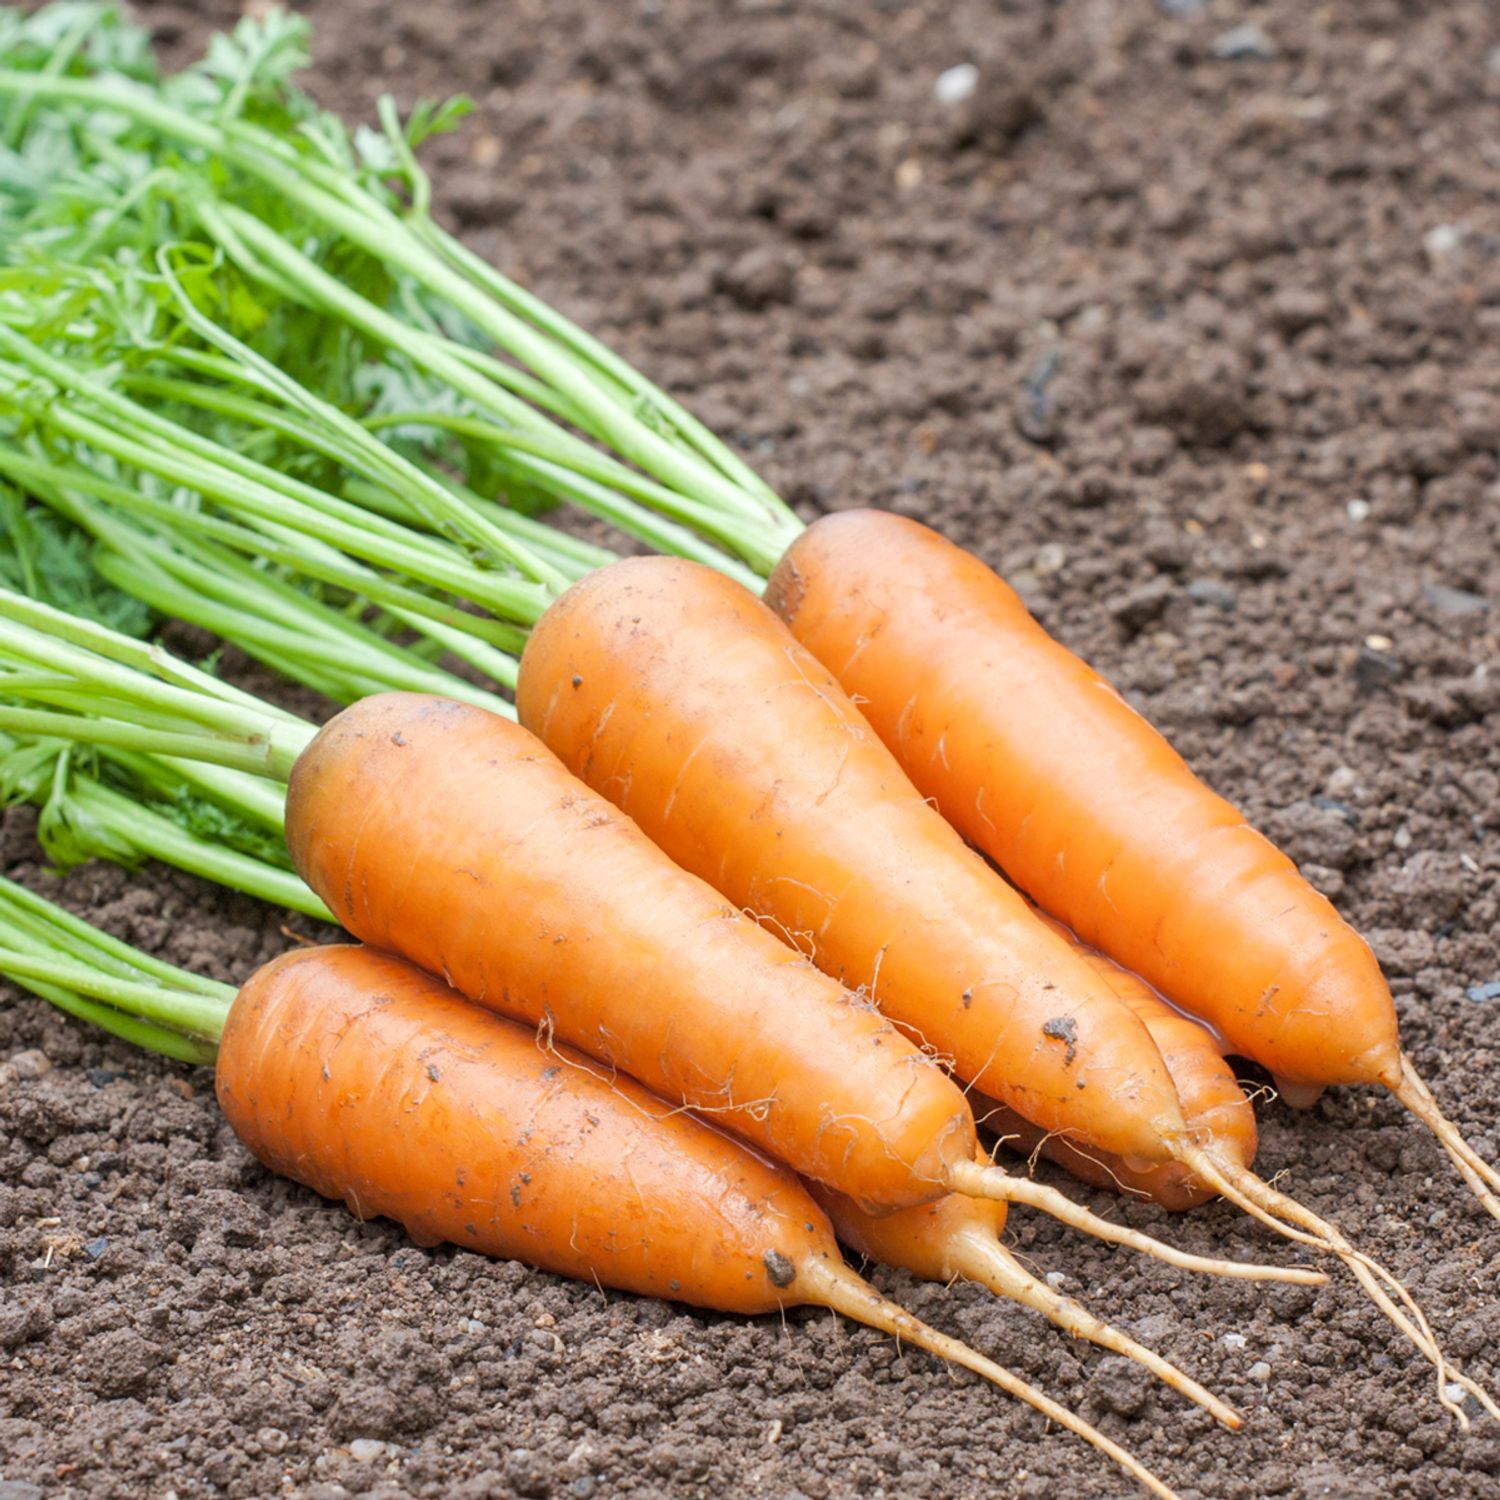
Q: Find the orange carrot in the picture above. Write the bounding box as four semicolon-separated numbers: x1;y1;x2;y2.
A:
766;509;1500;1226
810;1155;1241;1429
214;945;1191;1500
517;557;1214;1180
283;693;1306;1284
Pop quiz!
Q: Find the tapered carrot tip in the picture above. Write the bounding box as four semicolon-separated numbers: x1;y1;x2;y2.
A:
1193;1144;1500;1428
1391;1054;1500;1226
946;1160;1326;1286
954;1229;1242;1430
797;1255;1184;1500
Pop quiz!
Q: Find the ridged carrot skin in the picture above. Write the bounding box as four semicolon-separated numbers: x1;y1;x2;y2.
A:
765;509;1401;1095
516;557;1191;1166
217;945;839;1311
282;693;974;1214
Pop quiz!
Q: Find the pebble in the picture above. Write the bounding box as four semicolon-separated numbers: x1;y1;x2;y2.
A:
934;64;978;106
1346;498;1371;521
1044;1271;1068;1290
83;1238;109;1261
1186;578;1237;610
1033;543;1067;577
86;1068;119;1088
348;1439;392;1464
5;1049;51;1081
1423;224;1464;265
462;1317;487;1334
1465;982;1500;1004
258;1428;289;1456
1212;24;1277;61
1249;1361;1272;1383
1423;583;1489;617
1444;1383;1469;1407
1223;1333;1248;1351
1392;825;1412;850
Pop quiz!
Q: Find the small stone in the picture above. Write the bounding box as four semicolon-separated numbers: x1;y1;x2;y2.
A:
1033;543;1067;577
1353;647;1402;693
1393;825;1413;851
1424;224;1464;265
1222;1333;1248;1350
1044;1271;1068;1289
934;64;978;106
83;1238;109;1261
1444;1383;1468;1407
7;1049;51;1080
714;248;797;311
1110;581;1174;633
348;1438;389;1464
86;1068;119;1088
1249;1361;1272;1383
1212;24;1277;60
1346;498;1371;521
1423;583;1489;617
1186;578;1237;610
258;1428;289;1456
1466;982;1500;1004
462;1317;487;1334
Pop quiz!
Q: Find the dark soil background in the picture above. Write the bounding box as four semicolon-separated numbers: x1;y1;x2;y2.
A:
4;1;1500;1496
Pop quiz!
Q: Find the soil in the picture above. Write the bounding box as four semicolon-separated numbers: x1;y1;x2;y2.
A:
4;1;1500;1497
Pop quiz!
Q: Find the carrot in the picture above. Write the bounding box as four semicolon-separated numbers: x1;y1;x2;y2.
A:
810;1155;1242;1430
0;892;1180;1500
764;508;1500;1226
282;691;1301;1281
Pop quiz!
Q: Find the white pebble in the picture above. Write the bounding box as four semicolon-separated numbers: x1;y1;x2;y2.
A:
1044;1271;1068;1290
1222;1332;1248;1351
1445;1383;1469;1406
1249;1361;1272;1383
1393;825;1412;851
463;1317;487;1334
934;64;979;106
349;1439;391;1464
1423;224;1463;264
1034;542;1067;577
1345;498;1370;522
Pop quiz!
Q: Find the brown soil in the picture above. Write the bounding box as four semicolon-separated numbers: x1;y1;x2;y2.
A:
4;2;1500;1497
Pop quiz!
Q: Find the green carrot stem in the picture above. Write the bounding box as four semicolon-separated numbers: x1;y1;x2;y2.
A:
0;949;231;1036
0;873;228;995
0;446;525;653
0;706;305;781
201;205;793;573
71;780;329;919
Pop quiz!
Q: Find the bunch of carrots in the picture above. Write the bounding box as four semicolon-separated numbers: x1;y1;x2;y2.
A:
0;7;1496;1497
